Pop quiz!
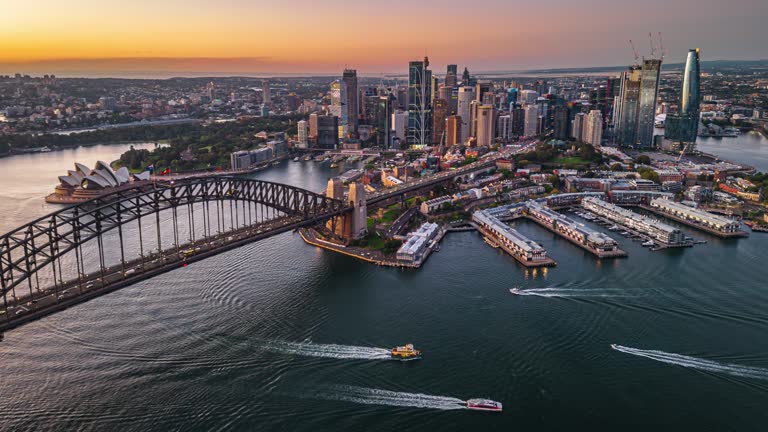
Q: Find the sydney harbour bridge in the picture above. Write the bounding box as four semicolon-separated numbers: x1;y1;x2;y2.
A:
0;150;503;333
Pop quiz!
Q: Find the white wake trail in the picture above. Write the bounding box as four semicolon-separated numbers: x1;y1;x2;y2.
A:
612;344;768;381
511;288;631;298
321;385;467;411
260;341;392;360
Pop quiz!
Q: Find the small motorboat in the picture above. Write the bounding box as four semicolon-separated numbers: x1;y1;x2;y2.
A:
293;157;300;162
390;343;422;361
466;399;503;412
641;240;655;247
509;287;523;295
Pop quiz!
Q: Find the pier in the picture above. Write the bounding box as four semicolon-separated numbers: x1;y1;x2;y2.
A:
526;202;627;258
473;209;556;268
643;199;749;238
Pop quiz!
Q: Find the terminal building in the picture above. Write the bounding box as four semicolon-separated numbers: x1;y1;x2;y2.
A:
527;201;621;254
396;222;441;264
649;198;742;233
473;210;550;264
582;197;685;245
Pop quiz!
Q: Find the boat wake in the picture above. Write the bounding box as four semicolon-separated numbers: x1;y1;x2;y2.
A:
320;385;467;411
260;341;392;360
611;344;768;381
510;288;631;298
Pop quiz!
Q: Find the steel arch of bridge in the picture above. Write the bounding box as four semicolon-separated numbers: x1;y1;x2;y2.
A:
0;176;346;313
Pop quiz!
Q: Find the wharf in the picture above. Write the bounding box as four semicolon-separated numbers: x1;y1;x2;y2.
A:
639;205;749;238
476;224;556;268
583;211;694;250
524;216;627;258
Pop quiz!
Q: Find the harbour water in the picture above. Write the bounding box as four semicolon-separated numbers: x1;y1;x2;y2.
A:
697;131;768;172
0;144;767;431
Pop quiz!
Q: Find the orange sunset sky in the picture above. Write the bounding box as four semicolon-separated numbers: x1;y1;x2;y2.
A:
1;0;767;76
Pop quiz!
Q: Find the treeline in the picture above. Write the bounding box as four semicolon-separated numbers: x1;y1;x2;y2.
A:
114;115;304;173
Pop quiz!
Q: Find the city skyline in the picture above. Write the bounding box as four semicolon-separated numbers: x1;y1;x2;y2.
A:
2;0;768;76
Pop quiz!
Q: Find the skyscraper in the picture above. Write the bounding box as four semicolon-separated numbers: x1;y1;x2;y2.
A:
475;105;495;147
445;115;462;146
553;105;570;140
572;112;586;141
330;79;348;139
461;67;471;85
262;80;271;106
391;109;408;147
497;115;511;142
432;98;449;145
309;113;319;139
665;48;701;152
614;65;642;147
637;59;662;148
343;69;359;135
445;64;458;88
583;110;604;146
297;120;308;148
317;115;339;149
524;105;539;137
407;57;432;146
457;87;475;144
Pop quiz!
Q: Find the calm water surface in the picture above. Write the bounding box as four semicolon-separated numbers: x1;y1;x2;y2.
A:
0;147;767;431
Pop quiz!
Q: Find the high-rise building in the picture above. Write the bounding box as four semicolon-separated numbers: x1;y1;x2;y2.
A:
317;115;339;149
408;57;432;146
583;110;604;146
553;105;570;140
475;82;492;103
308;113;319;138
343;69;359;135
665;48;701;152
572;112;586;141
507;88;519;106
614;57;662;149
366;95;392;148
457;87;474;144
391;109;408;146
445;115;462;146
614;65;642;147
469;100;481;138
445;64;458;88
461;67;471;85
432;99;449;145
511;106;525;137
497;115;511;142
637;59;662;148
262;80;271;106
524;105;539;137
330;80;348;139
437;86;453;109
519;90;539;105
475;105;495;147
297;120;308;148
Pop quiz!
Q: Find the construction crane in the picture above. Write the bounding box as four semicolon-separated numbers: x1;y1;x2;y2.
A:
628;40;640;64
676;143;690;162
657;32;666;60
649;33;656;59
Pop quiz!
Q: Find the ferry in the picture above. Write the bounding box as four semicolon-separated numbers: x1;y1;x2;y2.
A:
466;399;503;412
390;343;422;361
483;236;500;248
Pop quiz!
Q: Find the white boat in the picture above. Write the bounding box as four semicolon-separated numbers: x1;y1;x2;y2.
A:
509;287;523;295
293;157;300;162
641;240;655;247
466;399;502;412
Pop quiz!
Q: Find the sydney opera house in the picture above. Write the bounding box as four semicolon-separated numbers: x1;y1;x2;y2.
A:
46;161;152;204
